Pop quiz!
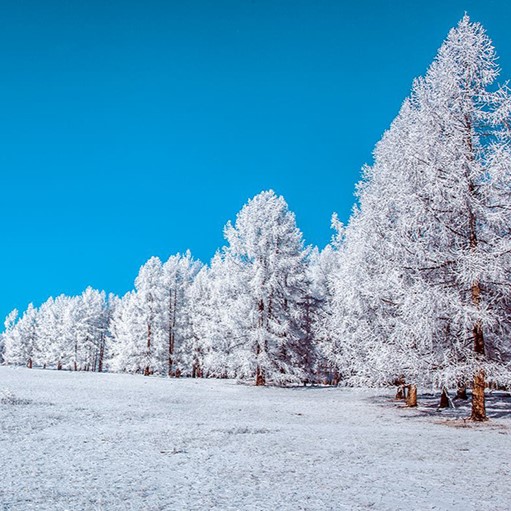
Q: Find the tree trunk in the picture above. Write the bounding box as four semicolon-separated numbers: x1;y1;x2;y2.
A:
395;385;406;400
456;386;468;400
168;330;174;377
471;369;487;421
465;116;487;422
470;282;487;421
145;322;152;377
92;346;98;372
256;365;265;386
255;298;266;386
406;384;417;407
439;387;449;408
98;337;104;373
168;288;177;377
57;361;62;370
27;358;32;369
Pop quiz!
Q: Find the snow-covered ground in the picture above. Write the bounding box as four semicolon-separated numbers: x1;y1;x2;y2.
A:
0;367;510;511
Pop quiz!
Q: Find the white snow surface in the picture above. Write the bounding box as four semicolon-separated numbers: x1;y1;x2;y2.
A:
1;367;510;511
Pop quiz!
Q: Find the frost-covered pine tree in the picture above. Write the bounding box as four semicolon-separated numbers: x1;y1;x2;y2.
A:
186;264;215;377
133;257;167;375
34;295;76;370
328;99;424;389
162;251;202;376
2;305;38;368
307;233;343;384
408;16;511;419
2;309;20;365
71;288;109;371
109;253;201;376
187;251;245;378
329;15;511;419
2;289;110;372
109;291;147;373
223;190;310;385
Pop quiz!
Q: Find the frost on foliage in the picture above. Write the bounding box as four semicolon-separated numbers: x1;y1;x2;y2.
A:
221;190;312;385
327;15;511;389
2;290;109;371
109;252;201;376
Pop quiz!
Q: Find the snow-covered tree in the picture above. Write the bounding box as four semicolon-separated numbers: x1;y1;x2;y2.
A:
327;99;424;389
329;15;511;419
109;291;146;373
70;288;109;371
162;251;202;376
222;190;311;385
411;16;511;420
34;295;76;370
2;309;20;365
2;306;38;367
307;237;342;384
114;257;168;375
109;252;201;376
186;265;214;377
189;250;249;378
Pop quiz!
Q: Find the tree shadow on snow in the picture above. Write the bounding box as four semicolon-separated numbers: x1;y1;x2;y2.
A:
369;390;511;423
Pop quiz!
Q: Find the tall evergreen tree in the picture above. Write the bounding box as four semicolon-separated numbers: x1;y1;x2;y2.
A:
223;190;310;385
133;257;167;375
2;306;38;368
329;15;511;419
162;251;202;377
109;291;148;373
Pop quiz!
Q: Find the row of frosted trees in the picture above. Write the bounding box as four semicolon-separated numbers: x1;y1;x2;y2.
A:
2;16;511;420
2;288;110;373
1;191;331;385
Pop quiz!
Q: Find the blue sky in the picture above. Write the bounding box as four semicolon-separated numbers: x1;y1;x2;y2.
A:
1;0;510;319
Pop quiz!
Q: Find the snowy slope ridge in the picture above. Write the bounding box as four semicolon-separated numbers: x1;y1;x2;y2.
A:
1;367;510;511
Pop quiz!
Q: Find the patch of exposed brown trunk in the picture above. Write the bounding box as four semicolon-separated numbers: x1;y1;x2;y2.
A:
439;387;449;408
471;369;487;421
465;124;487;421
98;339;104;373
406;384;417;407
456;386;468;400
255;365;265;386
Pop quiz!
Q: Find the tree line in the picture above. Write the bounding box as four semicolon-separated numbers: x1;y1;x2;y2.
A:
2;16;511;421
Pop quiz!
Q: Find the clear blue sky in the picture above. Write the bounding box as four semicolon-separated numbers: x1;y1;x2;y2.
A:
1;0;510;320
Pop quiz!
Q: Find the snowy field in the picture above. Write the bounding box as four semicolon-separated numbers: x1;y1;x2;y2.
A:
1;367;510;511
